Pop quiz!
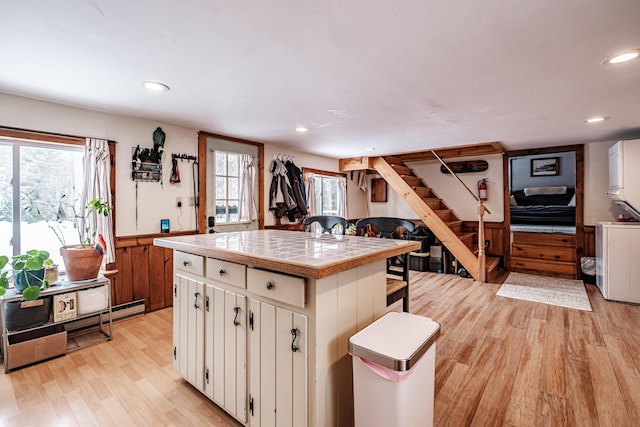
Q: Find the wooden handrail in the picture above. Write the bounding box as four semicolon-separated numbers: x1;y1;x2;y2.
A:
431;150;491;215
431;150;488;282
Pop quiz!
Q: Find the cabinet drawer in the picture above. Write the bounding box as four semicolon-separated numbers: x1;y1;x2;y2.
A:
206;258;246;289
247;268;305;308
174;251;204;276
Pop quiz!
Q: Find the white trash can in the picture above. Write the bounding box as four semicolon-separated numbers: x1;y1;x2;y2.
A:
349;312;441;427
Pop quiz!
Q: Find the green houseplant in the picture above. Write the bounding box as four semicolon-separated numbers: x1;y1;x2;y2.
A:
26;194;112;282
57;197;112;282
0;250;53;301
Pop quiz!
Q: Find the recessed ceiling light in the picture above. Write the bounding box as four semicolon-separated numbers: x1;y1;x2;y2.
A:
364;147;375;152
585;116;609;123
602;49;639;65
295;126;309;133
141;81;170;92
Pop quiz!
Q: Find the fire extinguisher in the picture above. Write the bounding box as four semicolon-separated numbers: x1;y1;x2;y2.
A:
478;179;488;201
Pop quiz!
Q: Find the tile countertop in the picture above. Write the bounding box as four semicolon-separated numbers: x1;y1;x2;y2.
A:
154;230;420;279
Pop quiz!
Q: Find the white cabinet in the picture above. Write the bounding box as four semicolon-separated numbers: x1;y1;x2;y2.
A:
173;273;205;390
172;250;311;427
608;141;623;197
248;299;308;427
204;284;247;422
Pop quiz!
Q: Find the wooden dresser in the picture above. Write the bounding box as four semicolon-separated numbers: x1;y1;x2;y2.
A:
511;232;577;278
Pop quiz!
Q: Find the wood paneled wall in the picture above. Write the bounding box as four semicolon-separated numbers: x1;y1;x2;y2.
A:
112;231;194;312
584;226;595;257
461;221;507;257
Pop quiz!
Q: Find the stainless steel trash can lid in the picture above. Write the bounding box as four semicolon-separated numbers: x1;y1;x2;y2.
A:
348;312;441;372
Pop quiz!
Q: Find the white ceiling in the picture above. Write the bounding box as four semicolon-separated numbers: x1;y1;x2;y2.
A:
1;1;639;158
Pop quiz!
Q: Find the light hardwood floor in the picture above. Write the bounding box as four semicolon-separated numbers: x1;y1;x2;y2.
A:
2;272;639;426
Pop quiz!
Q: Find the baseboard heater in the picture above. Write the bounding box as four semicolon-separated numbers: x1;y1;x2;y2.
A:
65;299;146;332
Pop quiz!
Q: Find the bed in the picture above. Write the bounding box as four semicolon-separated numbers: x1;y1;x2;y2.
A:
510;186;575;225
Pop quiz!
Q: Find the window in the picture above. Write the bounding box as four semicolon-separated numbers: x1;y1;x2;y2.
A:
214;151;241;223
314;175;340;215
0;138;84;268
303;168;347;218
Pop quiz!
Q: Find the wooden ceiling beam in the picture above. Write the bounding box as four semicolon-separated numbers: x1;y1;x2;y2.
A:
338;141;506;171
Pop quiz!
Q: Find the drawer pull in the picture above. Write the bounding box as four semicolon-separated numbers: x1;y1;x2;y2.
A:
183;260;191;267
266;281;274;290
219;269;226;276
233;306;241;326
291;328;299;352
194;292;201;309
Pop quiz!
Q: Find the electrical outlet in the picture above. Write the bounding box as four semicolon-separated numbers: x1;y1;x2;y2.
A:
188;196;196;207
176;197;182;207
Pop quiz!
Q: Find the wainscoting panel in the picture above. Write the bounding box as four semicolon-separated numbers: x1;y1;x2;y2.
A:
113;231;194;312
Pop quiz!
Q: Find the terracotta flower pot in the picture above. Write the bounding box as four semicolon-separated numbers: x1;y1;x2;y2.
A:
60;245;103;282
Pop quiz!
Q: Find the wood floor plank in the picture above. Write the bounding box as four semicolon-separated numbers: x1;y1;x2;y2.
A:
2;273;640;426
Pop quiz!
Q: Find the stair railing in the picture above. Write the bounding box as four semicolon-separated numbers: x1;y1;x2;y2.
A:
431;150;490;282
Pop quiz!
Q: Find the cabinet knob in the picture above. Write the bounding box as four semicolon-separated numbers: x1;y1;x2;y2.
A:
266;281;274;290
219;269;226;276
183;260;191;267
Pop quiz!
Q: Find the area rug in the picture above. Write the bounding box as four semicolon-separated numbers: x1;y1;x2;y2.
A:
496;272;592;311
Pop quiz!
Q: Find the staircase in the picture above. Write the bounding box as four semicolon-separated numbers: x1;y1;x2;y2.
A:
371;156;501;282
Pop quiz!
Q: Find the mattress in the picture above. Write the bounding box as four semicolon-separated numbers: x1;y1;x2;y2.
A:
510;205;575;225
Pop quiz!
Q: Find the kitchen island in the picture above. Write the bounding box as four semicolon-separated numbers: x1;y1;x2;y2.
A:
154;230;420;427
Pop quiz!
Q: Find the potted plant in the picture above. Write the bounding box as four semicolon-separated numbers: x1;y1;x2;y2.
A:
0;250;53;301
24;194;112;282
57;198;112;282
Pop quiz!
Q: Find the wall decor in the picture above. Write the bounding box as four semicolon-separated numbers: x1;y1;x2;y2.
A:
531;157;560;177
131;127;165;182
440;160;489;174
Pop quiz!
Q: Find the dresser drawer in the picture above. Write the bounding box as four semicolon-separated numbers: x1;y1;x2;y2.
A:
206;258;246;289
174;251;204;276
247;268;305;308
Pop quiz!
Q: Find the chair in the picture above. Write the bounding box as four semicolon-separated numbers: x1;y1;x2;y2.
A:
355;217;415;312
303;215;349;235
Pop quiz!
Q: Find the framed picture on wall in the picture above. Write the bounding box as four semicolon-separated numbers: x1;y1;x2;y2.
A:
531;157;560;176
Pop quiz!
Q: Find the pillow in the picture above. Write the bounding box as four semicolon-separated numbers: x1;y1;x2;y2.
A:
523;185;567;196
509;195;518;206
567;194;576;207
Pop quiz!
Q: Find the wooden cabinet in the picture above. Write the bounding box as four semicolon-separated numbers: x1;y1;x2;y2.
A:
248;299;308;427
511;232;577;278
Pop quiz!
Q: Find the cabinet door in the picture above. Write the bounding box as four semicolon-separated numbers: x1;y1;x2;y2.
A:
204;284;247;422
174;273;204;390
249;299;308;427
608;141;622;192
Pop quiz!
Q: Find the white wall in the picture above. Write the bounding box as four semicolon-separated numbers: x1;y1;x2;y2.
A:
406;154;505;222
3;93;622;230
0;93;368;234
0;93;199;236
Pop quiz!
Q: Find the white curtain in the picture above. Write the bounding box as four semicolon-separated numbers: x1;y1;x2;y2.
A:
239;154;258;221
304;172;317;216
82;138;115;264
337;176;347;219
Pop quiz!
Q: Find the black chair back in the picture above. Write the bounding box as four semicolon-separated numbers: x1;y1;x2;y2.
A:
355;217;415;238
303;215;349;235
